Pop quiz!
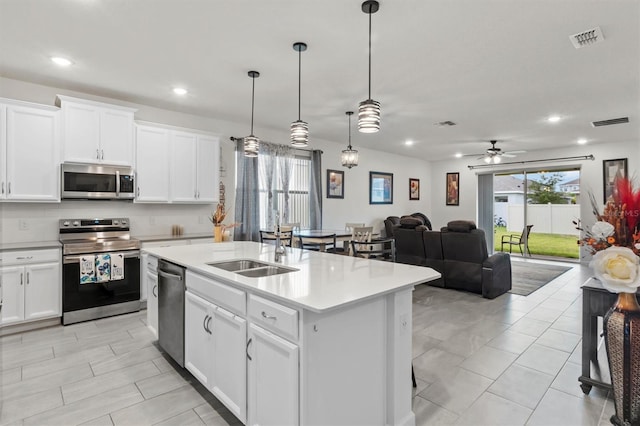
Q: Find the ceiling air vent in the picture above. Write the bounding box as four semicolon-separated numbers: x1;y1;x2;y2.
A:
591;117;629;127
570;26;604;49
433;120;456;127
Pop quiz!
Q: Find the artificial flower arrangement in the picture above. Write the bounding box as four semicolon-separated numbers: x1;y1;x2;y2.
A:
209;203;240;235
575;177;640;293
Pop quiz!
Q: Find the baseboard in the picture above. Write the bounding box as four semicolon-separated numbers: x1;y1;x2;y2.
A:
0;317;61;337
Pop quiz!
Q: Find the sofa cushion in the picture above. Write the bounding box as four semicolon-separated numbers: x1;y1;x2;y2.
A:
400;216;423;228
444;220;477;233
411;213;432;230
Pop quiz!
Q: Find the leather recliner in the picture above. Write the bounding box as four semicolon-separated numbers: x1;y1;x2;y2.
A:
440;220;511;299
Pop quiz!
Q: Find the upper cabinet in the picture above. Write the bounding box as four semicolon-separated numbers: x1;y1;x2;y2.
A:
0;99;60;202
135;121;219;204
57;95;136;166
171;131;220;203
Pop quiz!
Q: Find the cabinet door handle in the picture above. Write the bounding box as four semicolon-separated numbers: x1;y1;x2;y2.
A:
137;187;140;197
96;149;100;159
20;272;23;285
246;338;252;361
197;191;200;199
1;182;4;194
202;314;210;333
26;272;29;284
16;256;33;260
261;311;277;320
7;182;10;194
101;149;104;160
206;316;213;334
152;285;157;298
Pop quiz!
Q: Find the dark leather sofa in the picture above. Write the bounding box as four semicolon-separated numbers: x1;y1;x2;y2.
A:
392;219;512;299
384;213;432;238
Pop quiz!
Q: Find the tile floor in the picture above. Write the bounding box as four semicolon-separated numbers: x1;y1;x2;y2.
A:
0;258;616;425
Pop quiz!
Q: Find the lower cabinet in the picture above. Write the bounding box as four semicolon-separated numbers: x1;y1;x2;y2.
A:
185;290;247;423
1;260;60;326
146;265;158;338
247;323;299;426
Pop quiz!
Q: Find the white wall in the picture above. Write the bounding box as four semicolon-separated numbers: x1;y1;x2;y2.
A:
0;77;432;243
429;141;640;259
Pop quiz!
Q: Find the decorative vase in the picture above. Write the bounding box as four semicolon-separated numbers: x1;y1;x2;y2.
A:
603;292;640;426
214;225;223;243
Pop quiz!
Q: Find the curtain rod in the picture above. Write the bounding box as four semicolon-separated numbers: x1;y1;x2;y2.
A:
229;136;323;154
467;154;595;170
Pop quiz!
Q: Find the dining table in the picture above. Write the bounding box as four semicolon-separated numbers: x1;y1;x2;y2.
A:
294;229;379;252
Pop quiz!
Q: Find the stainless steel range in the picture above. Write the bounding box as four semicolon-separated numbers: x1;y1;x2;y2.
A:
59;217;141;325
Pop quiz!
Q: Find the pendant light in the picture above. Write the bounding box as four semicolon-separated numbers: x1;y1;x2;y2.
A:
291;42;309;147
341;111;359;168
244;71;260;157
359;0;381;133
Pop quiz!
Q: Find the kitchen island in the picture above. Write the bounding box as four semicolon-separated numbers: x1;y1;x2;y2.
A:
144;241;440;426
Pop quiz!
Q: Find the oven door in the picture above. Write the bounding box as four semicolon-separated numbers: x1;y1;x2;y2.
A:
62;251;141;315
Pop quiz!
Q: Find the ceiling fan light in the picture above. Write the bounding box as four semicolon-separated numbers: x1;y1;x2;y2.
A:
493;156;501;164
290;120;309;147
244;135;259;157
358;99;381;133
484;156;492;164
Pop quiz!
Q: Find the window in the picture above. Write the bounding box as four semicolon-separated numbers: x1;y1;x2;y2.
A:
258;150;311;230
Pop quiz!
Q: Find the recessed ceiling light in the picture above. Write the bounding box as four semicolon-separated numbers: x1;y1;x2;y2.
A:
577;138;587;145
455;153;463;158
173;87;188;95
405;140;414;146
547;115;561;123
51;57;73;67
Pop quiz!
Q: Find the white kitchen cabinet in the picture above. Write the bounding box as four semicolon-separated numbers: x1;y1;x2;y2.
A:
185;289;247;423
247;323;299;426
57;95;136;166
170;131;219;203
135;124;170;202
141;254;158;338
0;100;60;202
1;248;61;326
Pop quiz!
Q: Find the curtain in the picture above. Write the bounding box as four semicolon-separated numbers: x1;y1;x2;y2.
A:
258;143;277;229
277;145;294;223
234;140;260;242
477;172;494;253
309;149;322;229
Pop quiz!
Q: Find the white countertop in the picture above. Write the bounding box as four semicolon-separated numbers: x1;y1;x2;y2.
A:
143;241;440;313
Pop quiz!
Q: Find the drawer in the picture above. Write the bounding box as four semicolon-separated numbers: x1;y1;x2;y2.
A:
248;294;298;342
186;270;246;315
145;255;158;272
1;248;60;266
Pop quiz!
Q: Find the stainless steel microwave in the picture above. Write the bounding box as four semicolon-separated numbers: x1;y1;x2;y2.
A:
61;163;135;200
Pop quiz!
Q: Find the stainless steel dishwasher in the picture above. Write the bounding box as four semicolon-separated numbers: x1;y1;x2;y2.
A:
157;259;185;367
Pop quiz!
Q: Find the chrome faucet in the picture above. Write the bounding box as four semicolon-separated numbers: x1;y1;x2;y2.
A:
274;212;286;262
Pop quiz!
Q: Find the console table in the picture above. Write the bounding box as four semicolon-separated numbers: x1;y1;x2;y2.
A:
579;277;640;394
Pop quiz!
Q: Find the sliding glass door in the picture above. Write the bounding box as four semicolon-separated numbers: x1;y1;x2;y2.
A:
487;167;580;260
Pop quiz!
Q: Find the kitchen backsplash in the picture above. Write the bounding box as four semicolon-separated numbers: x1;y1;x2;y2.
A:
0;201;220;243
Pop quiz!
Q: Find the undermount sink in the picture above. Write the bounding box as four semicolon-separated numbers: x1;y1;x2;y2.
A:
206;259;298;277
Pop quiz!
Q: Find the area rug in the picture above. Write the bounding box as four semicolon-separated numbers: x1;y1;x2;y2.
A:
509;261;572;296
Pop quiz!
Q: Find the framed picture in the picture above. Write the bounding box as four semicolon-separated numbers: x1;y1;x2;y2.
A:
603;158;627;203
326;169;344;199
446;172;459;206
409;178;420;200
369;171;393;204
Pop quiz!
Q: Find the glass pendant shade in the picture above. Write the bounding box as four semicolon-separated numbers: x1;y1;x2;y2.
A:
341;111;358;168
341;148;359;168
244;135;259;157
290;119;309;146
358;99;381;133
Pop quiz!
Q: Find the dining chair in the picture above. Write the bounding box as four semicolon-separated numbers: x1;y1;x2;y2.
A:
351;237;395;261
260;229;293;247
350;226;373;256
340;222;366;254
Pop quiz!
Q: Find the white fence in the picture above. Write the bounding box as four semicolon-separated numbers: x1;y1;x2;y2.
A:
494;203;580;236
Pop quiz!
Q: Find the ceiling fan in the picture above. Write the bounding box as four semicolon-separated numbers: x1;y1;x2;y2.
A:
465;140;526;164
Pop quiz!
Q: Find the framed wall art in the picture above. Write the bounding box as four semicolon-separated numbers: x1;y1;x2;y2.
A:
327;169;344;199
602;158;627;203
409;178;420;200
446;172;459;206
369;171;393;204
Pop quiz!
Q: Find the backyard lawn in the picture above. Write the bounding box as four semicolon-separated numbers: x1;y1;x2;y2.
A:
493;226;579;259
